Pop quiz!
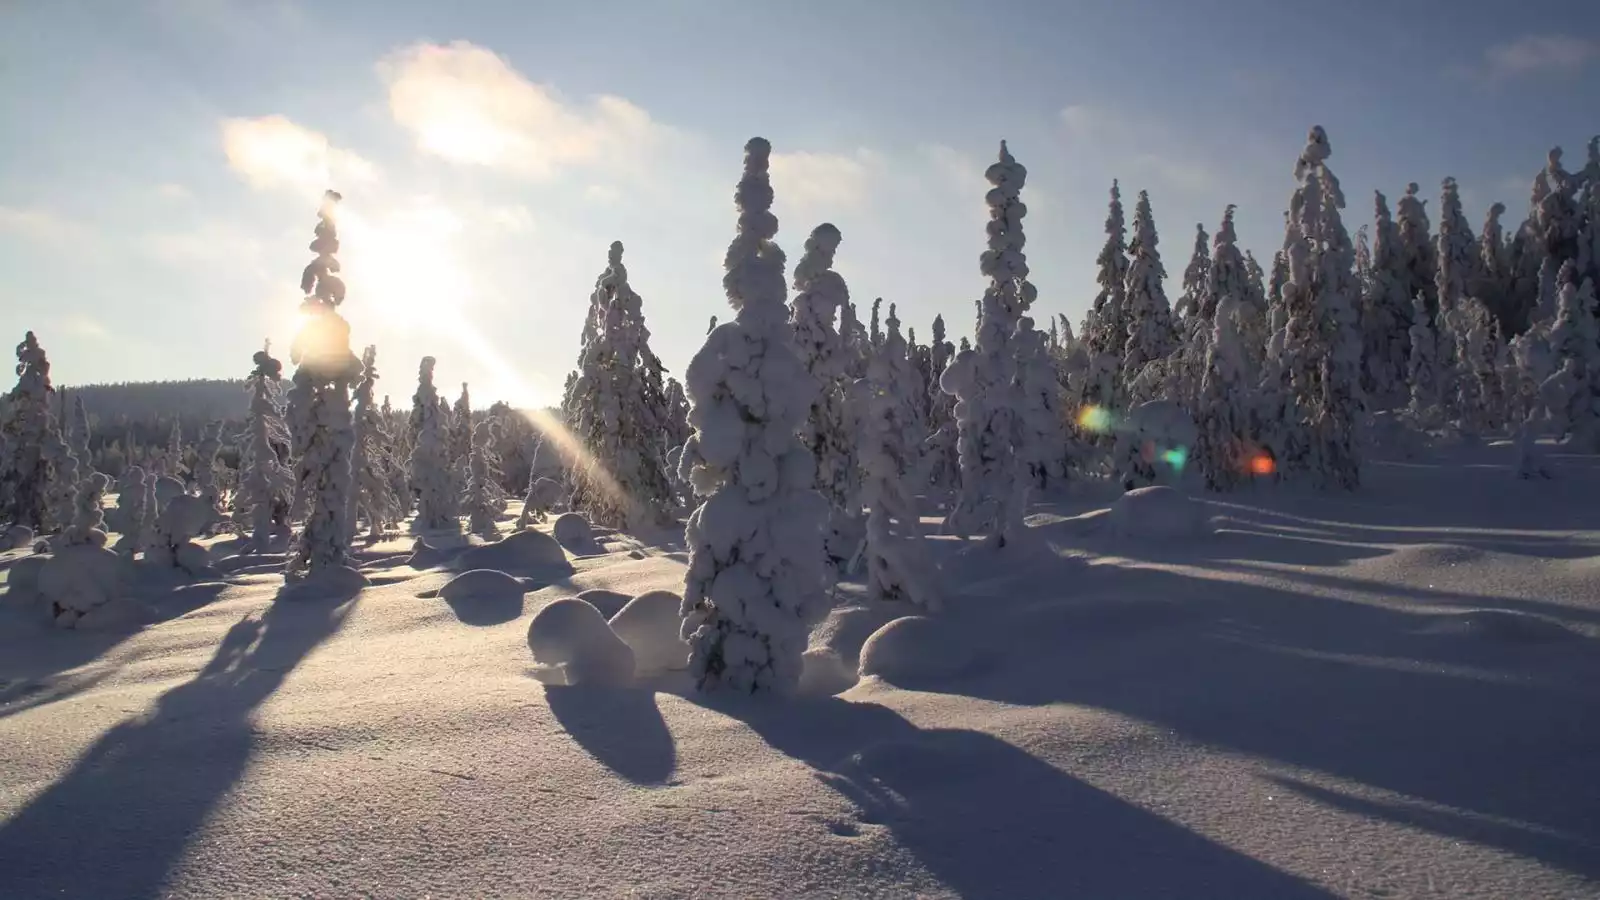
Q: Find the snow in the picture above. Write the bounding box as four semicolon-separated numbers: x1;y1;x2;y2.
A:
608;589;695;673
1108;485;1213;539
526;596;636;687
551;512;600;555
857;616;975;684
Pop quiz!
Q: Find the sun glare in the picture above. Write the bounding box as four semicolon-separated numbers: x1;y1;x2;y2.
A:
340;201;468;330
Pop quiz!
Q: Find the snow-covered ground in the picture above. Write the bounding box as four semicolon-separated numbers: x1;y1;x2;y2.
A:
3;443;1599;899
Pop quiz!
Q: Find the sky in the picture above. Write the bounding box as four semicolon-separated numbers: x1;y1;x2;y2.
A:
1;0;1596;408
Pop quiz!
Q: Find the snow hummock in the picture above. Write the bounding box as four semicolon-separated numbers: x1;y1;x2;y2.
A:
1108;485;1213;539
858;615;975;684
526;596;636;686
551;512;600;555
607;590;696;673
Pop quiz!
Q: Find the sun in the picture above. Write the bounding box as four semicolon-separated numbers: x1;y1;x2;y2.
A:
339;201;468;330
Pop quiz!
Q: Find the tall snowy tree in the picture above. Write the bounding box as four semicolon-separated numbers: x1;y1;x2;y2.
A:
923;313;960;492
192;420;223;525
1362;191;1413;405
409;356;457;532
1122;189;1177;392
1175;222;1210;327
677;137;829;695
850;307;939;609
1545;264;1600;449
1082;180;1130;411
1407;292;1443;430
463;419;501;538
68;394;93;478
789;222;860;569
943;141;1036;548
1;332;64;535
349;345;400;540
1397;182;1438;326
449;382;473;493
1434;176;1479;425
236;344;293;551
1013;316;1064;489
1537;147;1582;275
1477;202;1515;332
284;192;362;581
1194;294;1254;491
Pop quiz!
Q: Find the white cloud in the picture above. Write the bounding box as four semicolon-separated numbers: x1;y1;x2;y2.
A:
0;206;85;244
141;226;267;272
917;143;982;193
378;41;668;179
583;185;622;205
59;313;111;341
485;204;536;233
155;183;194;202
220;114;379;193
1484;34;1599;79
769;149;877;211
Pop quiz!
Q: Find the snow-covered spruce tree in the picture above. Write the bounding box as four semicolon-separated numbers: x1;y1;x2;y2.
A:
1175;222;1210;328
1;332;63;535
1456;298;1507;436
1546;265;1600;449
409;356;457;532
192;420;223;526
44;403;79;537
943;141;1036;547
1282;126;1364;488
1195;294;1254;491
677;137;829;695
1397;182;1438;327
850;308;939;609
1082;180;1130;410
1014;315;1064;490
1407;292;1443;430
284;192;362;581
109;465;149;554
1580;136;1600;286
1477;202;1515;332
448;382;473;493
1361;191;1414;406
237;345;293;551
59;471;111;548
923;313;961;492
68;394;93;478
1434;176;1480;427
1240;250;1271;377
568;242;675;529
463;418;501;538
1198;205;1254;383
349;345;400;540
1122;189;1177;394
868;297;884;349
789;222;860;569
1538;147;1582;275
663;377;691;452
166;419;183;482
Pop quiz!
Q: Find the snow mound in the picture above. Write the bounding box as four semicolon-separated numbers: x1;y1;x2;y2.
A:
1108;486;1211;539
811;605;902;669
153;475;185;511
552;513;600;555
281;564;368;601
527;597;635;686
2;525;35;551
608;590;696;673
4;554;48;603
576;589;632;619
439;568;525;603
799;647;858;696
454;529;573;582
38;545;127;629
1419;608;1583;644
858;615;974;684
1392;543;1487;568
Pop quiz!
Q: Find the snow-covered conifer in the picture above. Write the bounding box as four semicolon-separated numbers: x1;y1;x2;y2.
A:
1361;191;1413;404
1195;295;1254;491
789;223;860;568
68;394;93;478
1;332;62;534
449;381;473;490
850;310;939;609
1014;316;1064;489
192;420;223;524
237;344;293;551
409;356;457;532
677;137;829;695
924;313;960;491
1175;222;1210;327
463;419;501;538
663;378;691;452
943;141;1036;547
1537;147;1582;271
868;297;884;349
59;471;110;548
1122;190;1177;388
1407;292;1443;430
349;345;400;539
1477;202;1514;331
284;192;361;580
1082;181;1130;411
110;465;150;554
1546;266;1600;448
1398;182;1438;325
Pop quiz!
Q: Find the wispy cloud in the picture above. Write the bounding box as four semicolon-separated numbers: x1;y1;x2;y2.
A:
0;206;87;245
916;143;982;194
378;41;670;179
769;149;879;212
58;313;111;341
220;114;380;193
1482;34;1599;80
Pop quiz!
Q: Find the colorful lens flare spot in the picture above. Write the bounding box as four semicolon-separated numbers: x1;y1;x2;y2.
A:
1249;454;1276;476
1161;447;1188;472
1078;405;1113;434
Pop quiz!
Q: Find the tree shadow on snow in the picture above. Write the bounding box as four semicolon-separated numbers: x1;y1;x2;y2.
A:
0;593;357;899
688;694;1334;899
934;561;1600;882
544;683;677;786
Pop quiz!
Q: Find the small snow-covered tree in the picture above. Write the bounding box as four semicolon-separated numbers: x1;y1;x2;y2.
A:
463;419;500;538
68;394;93;478
1397;182;1438;326
409;356;457;532
1477;202;1515;332
1014;316;1064;490
1546;266;1600;448
236;345;293;551
663;378;691;452
109;465;150;554
943;141;1036;548
1175;222;1210;327
191;420;223;527
1407;292;1443;430
677;137;829;695
789;222;860;568
1363;190;1414;405
850;311;939;609
868;297;884;348
1537;147;1582;273
1122;189;1177;392
349;345;400;539
448;382;473;493
1;331;62;534
923;313;960;491
1195;295;1254;491
59;471;111;548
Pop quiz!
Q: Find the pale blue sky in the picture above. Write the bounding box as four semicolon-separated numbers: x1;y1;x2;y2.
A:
1;0;1595;407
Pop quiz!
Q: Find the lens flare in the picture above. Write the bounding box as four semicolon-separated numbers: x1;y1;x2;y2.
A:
1161;446;1188;472
1249;453;1276;476
1077;405;1113;434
